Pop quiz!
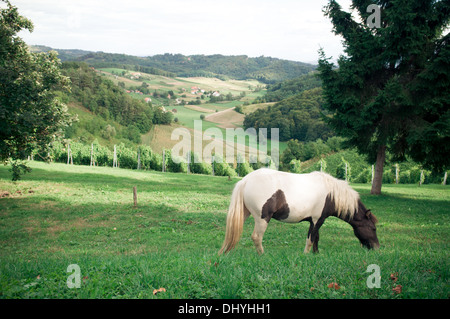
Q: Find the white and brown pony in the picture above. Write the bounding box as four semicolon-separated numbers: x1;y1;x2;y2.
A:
219;168;379;254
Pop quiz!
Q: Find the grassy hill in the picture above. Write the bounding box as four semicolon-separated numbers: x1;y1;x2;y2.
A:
97;67;264;109
65;102;125;149
54;60;284;168
78;52;316;84
96;67;286;163
0;161;448;298
30;46;316;84
28;47;298;165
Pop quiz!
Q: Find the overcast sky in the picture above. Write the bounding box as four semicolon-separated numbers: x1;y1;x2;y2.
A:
10;0;353;64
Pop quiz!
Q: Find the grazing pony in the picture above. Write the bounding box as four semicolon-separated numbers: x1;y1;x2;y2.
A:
219;168;379;255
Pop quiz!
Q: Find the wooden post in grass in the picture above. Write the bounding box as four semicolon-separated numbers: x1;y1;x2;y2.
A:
137;148;141;170
187;151;190;174
113;145;118;168
395;164;399;184
211;156;215;176
133;186;137;207
90;143;94;167
67;143;71;165
162;150;166;172
419;170;424;186
443;172;448;185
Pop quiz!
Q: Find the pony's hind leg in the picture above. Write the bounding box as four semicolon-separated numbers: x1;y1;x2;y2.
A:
252;218;268;255
304;222;315;253
244;205;251;221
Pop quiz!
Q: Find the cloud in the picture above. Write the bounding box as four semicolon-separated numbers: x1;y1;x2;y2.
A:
14;0;351;62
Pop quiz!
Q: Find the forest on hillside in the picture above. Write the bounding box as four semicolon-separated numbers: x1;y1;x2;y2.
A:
244;83;329;142
30;46;316;84
57;62;172;144
77;52;316;83
254;72;322;102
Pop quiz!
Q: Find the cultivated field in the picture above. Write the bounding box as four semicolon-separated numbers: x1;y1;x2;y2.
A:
98;68;264;107
96;68;280;160
205;107;244;129
0;162;448;299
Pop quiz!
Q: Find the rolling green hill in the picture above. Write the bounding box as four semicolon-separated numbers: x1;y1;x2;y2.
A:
30;46;316;84
53;61;283;171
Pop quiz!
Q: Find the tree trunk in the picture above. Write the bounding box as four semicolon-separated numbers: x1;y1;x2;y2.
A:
371;145;386;195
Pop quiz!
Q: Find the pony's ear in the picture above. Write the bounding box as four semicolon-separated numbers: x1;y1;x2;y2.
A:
366;210;378;224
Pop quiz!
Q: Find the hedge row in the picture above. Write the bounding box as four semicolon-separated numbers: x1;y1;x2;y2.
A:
45;141;446;183
297;149;447;184
47;140;275;177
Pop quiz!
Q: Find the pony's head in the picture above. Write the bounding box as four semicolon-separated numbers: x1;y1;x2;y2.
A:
350;204;380;250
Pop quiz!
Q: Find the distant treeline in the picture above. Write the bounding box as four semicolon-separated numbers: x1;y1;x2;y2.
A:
31;46;317;84
78;52;176;77
256;72;322;102
79;53;316;83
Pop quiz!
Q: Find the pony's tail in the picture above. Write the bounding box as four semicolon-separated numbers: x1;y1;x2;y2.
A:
219;179;247;255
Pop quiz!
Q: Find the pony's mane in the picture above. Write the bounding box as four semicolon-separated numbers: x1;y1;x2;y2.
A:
311;171;360;220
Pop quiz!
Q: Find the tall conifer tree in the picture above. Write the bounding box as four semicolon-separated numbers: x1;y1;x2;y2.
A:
318;0;449;194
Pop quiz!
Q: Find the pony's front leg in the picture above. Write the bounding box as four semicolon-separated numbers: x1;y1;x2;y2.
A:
304;220;322;253
304;236;313;254
252;219;268;255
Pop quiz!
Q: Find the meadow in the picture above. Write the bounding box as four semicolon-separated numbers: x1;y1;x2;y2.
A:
98;68;264;108
0;161;448;299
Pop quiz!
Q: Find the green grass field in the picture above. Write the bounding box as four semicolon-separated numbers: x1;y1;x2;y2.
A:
0;162;448;299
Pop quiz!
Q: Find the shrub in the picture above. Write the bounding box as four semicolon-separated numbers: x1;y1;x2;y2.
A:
190;152;212;175
354;167;371;183
123;125;141;144
138;145;153;170
399;170;411;184
50;140;67;163
69;142;91;165
289;159;302;173
249;155;264;170
326;136;345;152
336;158;351;181
94;142;113;166
117;143;137;169
212;156;237;177
165;149;187;173
382;169;395;184
236;160;254;177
